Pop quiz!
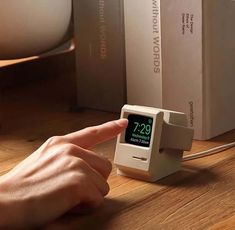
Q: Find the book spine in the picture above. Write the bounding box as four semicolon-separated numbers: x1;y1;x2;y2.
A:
73;0;126;112
160;0;204;139
124;0;162;108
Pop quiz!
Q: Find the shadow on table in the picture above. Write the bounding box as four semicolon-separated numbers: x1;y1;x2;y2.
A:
155;164;221;188
43;198;128;230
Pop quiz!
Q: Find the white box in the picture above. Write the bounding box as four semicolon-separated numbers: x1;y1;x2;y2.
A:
161;0;235;139
124;0;162;108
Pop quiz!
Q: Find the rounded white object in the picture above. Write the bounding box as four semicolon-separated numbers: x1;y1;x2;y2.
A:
0;0;72;59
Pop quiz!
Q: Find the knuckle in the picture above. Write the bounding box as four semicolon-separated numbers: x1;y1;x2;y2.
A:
46;136;65;146
67;172;80;184
72;171;86;184
75;172;89;191
63;144;78;155
55;144;79;159
62;155;77;169
85;127;100;138
74;158;88;170
105;159;112;174
64;155;87;171
67;172;88;195
103;182;110;196
101;157;112;178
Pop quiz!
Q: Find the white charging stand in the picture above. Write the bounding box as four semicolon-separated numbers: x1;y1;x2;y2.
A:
114;105;194;182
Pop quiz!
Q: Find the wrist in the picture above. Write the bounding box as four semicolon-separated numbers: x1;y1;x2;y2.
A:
0;177;10;227
0;175;24;228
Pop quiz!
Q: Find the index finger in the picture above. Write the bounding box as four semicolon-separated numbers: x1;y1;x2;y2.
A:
64;119;128;149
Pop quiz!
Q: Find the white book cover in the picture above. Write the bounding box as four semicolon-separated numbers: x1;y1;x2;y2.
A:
203;0;235;139
161;0;204;139
124;0;162;108
161;0;235;139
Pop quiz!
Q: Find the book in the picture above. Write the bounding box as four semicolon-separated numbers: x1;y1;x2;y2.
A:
160;0;235;139
73;0;235;139
124;0;162;108
73;0;126;112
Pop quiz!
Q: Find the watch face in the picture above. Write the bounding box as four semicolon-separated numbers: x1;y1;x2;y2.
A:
125;114;153;147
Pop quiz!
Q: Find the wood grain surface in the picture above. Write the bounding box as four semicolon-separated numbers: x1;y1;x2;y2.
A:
0;54;234;229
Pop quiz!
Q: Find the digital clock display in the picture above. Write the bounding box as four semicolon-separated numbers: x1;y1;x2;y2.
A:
125;114;153;147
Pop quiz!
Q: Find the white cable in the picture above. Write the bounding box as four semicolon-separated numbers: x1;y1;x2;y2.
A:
182;141;235;161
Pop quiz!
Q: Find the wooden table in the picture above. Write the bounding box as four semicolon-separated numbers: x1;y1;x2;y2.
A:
0;56;234;229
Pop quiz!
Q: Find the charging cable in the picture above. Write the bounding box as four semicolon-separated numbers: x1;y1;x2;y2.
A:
182;141;235;161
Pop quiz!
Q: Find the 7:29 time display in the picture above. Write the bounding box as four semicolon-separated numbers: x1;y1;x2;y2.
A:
125;114;153;147
133;122;152;135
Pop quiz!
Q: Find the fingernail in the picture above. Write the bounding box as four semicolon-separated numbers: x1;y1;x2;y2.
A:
116;118;128;128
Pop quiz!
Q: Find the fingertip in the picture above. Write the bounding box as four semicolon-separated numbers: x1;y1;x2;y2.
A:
115;118;128;128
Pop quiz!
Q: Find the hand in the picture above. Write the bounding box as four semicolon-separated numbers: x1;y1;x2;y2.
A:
0;119;128;228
